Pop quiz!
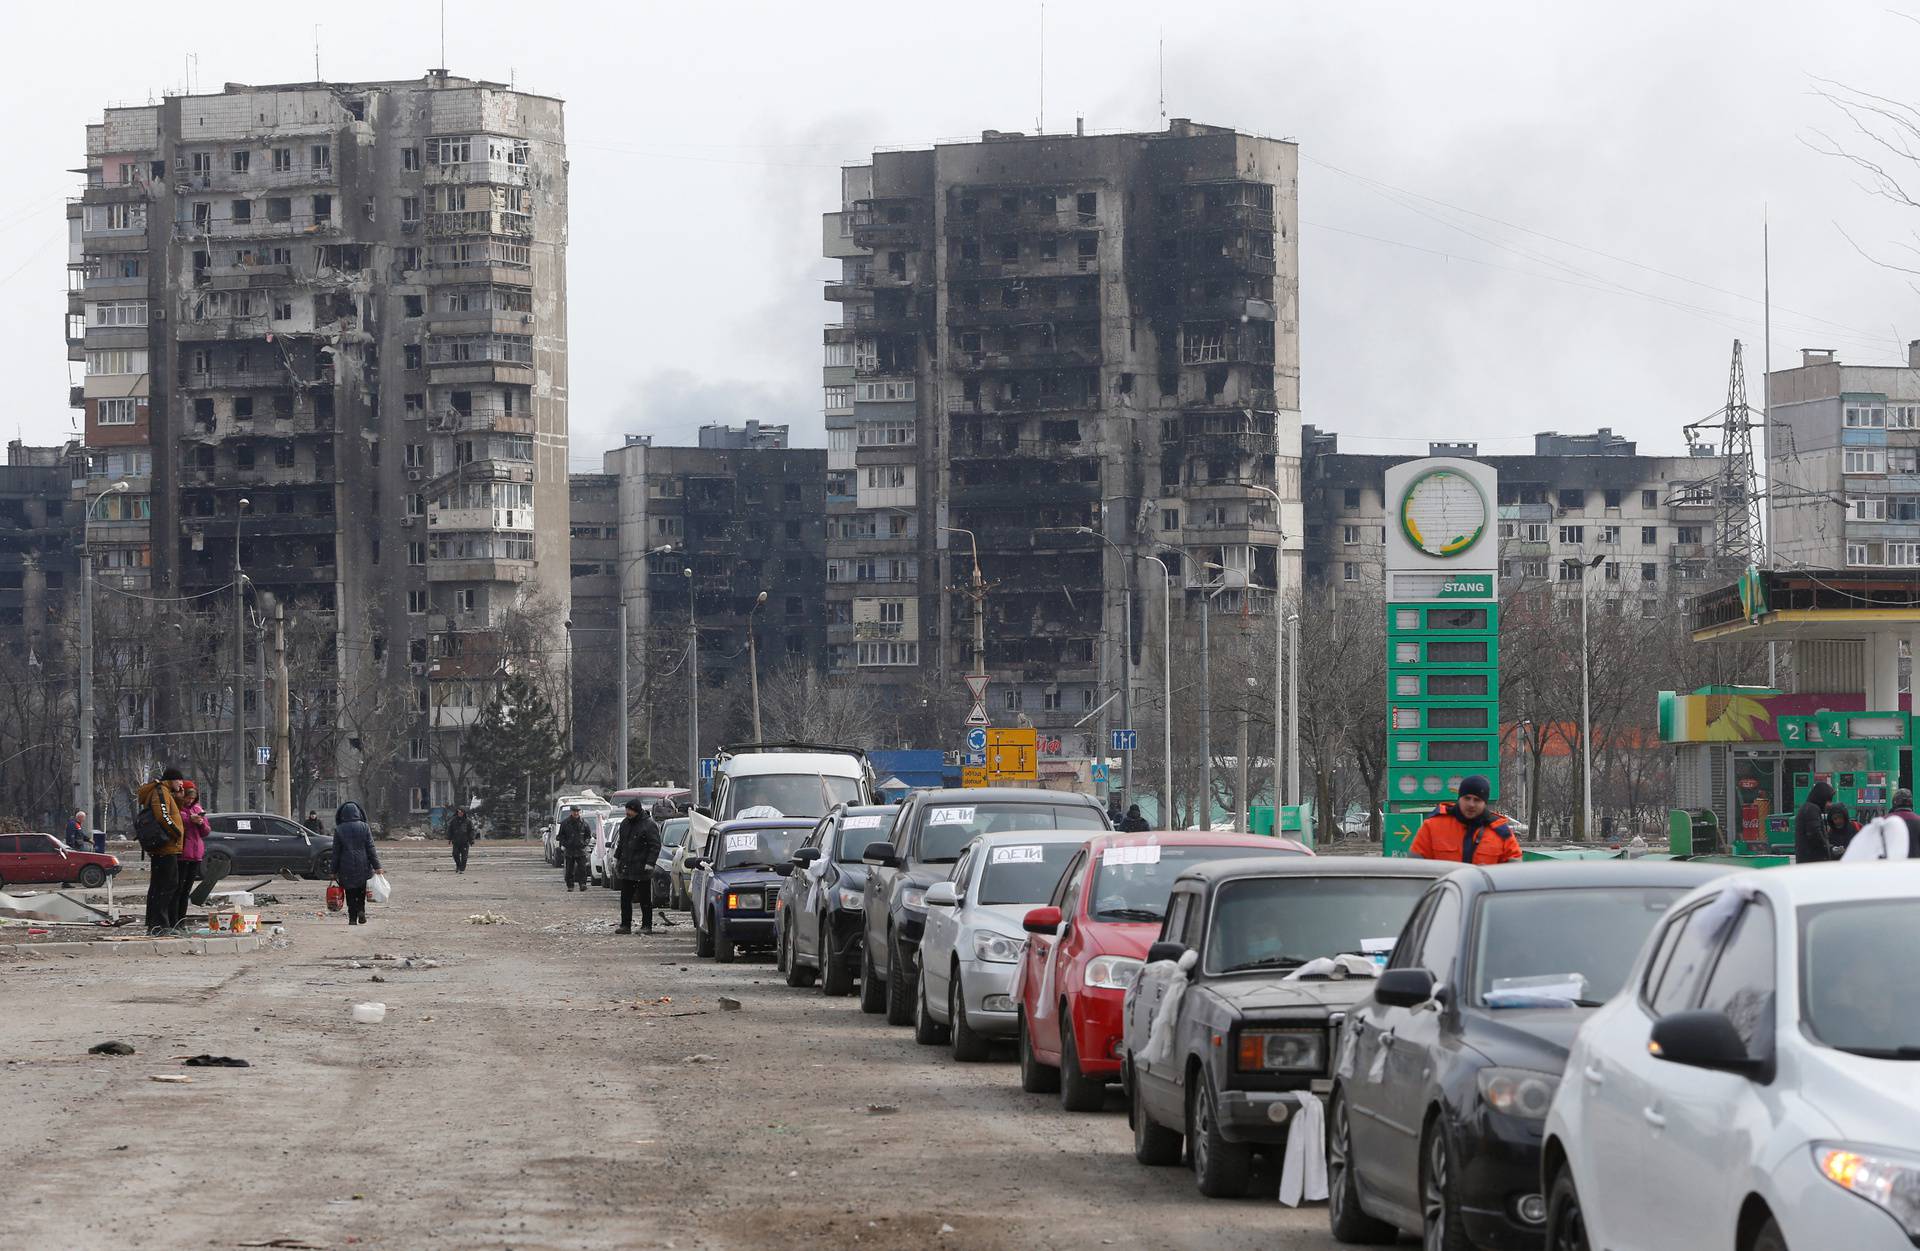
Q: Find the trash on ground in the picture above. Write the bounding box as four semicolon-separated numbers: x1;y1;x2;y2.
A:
370;974;386;983
89;1040;135;1056
350;1002;387;1024
866;1104;898;1115
717;996;742;1011
148;1074;192;1084
183;1054;250;1067
466;912;510;925
0;889;118;926
681;1053;719;1063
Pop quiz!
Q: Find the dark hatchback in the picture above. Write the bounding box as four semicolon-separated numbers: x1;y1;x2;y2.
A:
688;818;813;964
1329;861;1730;1251
775;804;897;996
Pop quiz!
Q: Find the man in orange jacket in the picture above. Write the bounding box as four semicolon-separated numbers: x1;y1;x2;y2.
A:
1409;775;1522;864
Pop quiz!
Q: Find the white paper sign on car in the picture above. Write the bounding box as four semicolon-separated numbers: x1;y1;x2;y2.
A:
235;820;251;831
724;832;759;853
929;807;975;824
990;844;1044;865
842;815;883;830
1103;844;1161;866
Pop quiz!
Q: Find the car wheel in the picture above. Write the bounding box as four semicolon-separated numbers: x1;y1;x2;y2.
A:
1328;1087;1397;1244
858;938;886;1014
1018;1009;1060;1094
1130;1065;1183;1165
1058;1012;1106;1112
784;924;816;988
1421;1122;1472;1251
1750;1217;1788;1251
310;853;331;880
821;920;855;998
949;969;989;1061
694;912;715;958
78;865;107;889
1545;1164;1591;1251
714;913;735;964
883;932;915;1026
913;969;950;1045
1188;1075;1253;1198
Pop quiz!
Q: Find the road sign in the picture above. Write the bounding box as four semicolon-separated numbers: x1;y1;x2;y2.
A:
1090;762;1111;785
256;745;272;766
966;702;990;728
699;757;717;781
962;766;988;788
1110;729;1137;753
965;727;987;753
964;750;986;768
985;727;1038;781
963;674;989;701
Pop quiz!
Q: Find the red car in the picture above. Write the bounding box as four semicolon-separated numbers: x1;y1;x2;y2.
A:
1013;831;1311;1111
0;832;121;889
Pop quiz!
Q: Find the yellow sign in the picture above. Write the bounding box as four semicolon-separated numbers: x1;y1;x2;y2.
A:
986;727;1037;749
962;766;988;788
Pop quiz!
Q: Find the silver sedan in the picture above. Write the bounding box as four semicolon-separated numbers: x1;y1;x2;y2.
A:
915;829;1093;1061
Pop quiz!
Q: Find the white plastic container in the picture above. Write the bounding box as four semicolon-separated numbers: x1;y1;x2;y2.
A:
351;1002;387;1024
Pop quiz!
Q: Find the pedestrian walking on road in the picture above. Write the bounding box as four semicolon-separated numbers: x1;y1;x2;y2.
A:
1409;775;1522;864
331;802;382;925
135;769;186;934
303;810;325;836
173;780;210;929
1795;780;1836;863
558;805;592;891
613;798;662;934
1117;803;1150;833
65;810;87;851
1824;802;1859;857
446;806;476;873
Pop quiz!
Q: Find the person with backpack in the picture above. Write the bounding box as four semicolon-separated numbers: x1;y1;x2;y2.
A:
446;806;476;873
612;798;662;935
1408;774;1523;864
134;769;186;934
330;802;382;925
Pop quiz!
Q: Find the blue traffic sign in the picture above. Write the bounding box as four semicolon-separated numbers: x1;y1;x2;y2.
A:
1090;762;1111;784
964;750;986;768
699;757;717;781
966;727;987;753
1111;729;1138;752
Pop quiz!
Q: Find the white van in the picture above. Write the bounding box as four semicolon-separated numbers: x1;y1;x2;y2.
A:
545;791;613;865
689;744;874;846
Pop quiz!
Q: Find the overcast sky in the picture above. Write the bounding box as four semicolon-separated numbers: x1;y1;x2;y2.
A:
11;0;1920;466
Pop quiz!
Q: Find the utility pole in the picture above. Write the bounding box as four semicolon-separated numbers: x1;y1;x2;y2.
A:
943;524;987;688
273;601;290;816
1576;555;1604;839
685;565;698;801
748;590;767;741
256;610;268;809
1198;589;1211;830
1237;678;1251;831
1252;486;1287;833
231;498;250;810
1144;555;1173;826
77;480;128;824
616;597;629;791
1287;612;1300;808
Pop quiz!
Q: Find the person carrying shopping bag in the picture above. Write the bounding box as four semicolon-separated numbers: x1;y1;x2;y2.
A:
330;802;383;925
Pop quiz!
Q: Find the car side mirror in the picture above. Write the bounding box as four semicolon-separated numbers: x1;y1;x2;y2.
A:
863;841;902;868
925;881;959;908
793;846;822;864
683;856;703;870
1146;940;1188;965
1023;905;1063;936
1374;968;1436;1008
1650;1010;1763;1076
772;862;794;877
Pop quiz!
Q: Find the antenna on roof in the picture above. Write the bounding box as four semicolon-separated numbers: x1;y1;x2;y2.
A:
1038;0;1046;135
440;0;447;72
313;25;321;81
1158;27;1166;123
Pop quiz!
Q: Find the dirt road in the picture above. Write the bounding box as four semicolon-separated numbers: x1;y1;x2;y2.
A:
2;844;1355;1250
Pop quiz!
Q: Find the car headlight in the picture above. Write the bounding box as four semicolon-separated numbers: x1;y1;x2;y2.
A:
726;891;763;911
1816;1144;1920;1238
1084;955;1143;990
837;887;863;909
1235;1028;1326;1073
900;887;926;911
972;931;1025;964
1476;1067;1560;1120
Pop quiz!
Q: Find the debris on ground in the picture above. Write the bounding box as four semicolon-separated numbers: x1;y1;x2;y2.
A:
350;1003;387;1024
717;996;742;1011
88;1041;135;1056
370;974;386;983
0;889;118;926
681;1053;718;1064
466;913;510;925
183;1054;250;1067
148;1074;192;1084
866;1104;897;1116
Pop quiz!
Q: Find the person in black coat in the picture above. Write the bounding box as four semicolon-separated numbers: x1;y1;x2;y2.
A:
331;802;383;925
1824;802;1858;856
446;807;476;873
1795;780;1836;863
1118;803;1151;832
557;806;593;891
612;799;663;934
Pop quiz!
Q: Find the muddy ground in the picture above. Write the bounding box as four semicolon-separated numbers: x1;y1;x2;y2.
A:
1;843;1364;1250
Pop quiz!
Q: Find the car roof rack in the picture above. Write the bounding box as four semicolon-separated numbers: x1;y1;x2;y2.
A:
715;742;868;761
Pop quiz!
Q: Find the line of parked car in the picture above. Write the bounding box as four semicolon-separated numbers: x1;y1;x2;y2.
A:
669;744;1920;1250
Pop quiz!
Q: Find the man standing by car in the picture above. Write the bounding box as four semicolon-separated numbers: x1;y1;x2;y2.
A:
135;769;186;934
612;799;662;934
446;806;476;874
1118;803;1150;832
303;811;325;836
1795;779;1836;862
558;805;592;892
1409;774;1522;864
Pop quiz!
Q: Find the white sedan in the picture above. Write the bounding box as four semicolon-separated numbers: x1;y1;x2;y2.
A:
1544;862;1920;1251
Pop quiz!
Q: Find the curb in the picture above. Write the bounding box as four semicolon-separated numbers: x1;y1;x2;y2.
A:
0;933;265;959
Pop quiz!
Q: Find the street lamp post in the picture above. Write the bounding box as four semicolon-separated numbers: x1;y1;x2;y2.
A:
748;590;768;741
1143;554;1173;826
76;479;129;824
232;497;250;810
1074;526;1133;806
684;565;698;802
941;527;986;687
1250;484;1288;829
1575;554;1605;839
1287;612;1300;809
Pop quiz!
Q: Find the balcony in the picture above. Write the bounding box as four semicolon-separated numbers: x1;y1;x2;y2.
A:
174;215;338;242
427;557;533;584
950;346;1101;373
178;369;297;392
426;209;534;238
425;160;532;187
824;276;874;303
177;314;276;342
1178;203;1276;233
425;360;534;386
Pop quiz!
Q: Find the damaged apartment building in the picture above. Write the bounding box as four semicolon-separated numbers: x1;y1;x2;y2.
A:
824;121;1301;755
72;71;568;818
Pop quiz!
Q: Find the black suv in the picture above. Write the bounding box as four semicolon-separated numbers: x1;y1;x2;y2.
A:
860;787;1109;1025
204;811;335;879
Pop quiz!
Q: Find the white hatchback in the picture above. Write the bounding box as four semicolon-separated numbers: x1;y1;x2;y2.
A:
1544;862;1920;1251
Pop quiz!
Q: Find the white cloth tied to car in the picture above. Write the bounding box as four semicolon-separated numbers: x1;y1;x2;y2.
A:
1841;815;1911;861
1139;950;1197;1069
804;846;832;912
1283;954;1379;982
1277;1091;1327;1207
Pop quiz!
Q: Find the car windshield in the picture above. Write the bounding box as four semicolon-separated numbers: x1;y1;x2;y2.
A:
716;825;809;870
660;818;689;849
1472;887;1686;1008
1204;876;1435;974
977;841;1083;906
917;802;1107;864
726;774;863;819
834;811;898;860
1089;843;1305;923
1801;899;1920;1058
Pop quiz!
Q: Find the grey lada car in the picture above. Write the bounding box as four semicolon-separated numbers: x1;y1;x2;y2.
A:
1121;856;1453;1199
